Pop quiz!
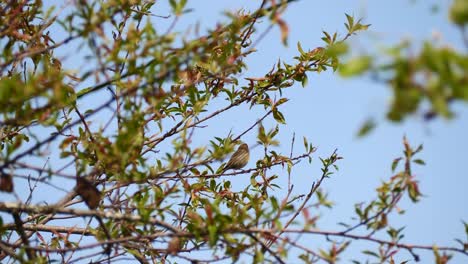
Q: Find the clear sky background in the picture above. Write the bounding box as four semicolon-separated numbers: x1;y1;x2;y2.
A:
2;0;467;263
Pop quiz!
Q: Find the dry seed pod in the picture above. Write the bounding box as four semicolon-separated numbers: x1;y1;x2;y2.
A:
75;177;101;209
0;173;14;193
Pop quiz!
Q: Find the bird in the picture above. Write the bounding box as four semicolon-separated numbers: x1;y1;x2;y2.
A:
222;143;249;173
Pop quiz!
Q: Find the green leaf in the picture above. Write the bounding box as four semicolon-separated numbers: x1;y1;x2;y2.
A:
450;0;468;25
362;250;379;258
257;123;267;145
169;0;176;9
414;144;424;154
210;179;216;190
271;197;279;210
322;31;332;44
297;42;305;55
391;158;402;172
339;56;372;77
353;22;371;32
208;225;218;246
356;118;376;137
325;42;348;57
413;159;426;165
345;14;354;30
269;125;279;138
275;98;289;107
301;74;308;87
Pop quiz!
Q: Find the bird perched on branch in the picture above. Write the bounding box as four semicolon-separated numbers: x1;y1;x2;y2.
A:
222;143;249;173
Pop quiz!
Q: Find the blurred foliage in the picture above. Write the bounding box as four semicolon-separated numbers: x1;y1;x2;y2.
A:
450;0;468;25
339;0;468;137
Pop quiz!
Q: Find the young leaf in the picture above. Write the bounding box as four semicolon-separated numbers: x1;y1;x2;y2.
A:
273;109;286;124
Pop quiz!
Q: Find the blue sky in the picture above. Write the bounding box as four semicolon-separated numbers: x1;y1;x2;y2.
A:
2;0;467;263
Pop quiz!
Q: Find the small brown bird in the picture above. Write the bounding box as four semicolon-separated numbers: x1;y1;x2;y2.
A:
222;143;249;172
